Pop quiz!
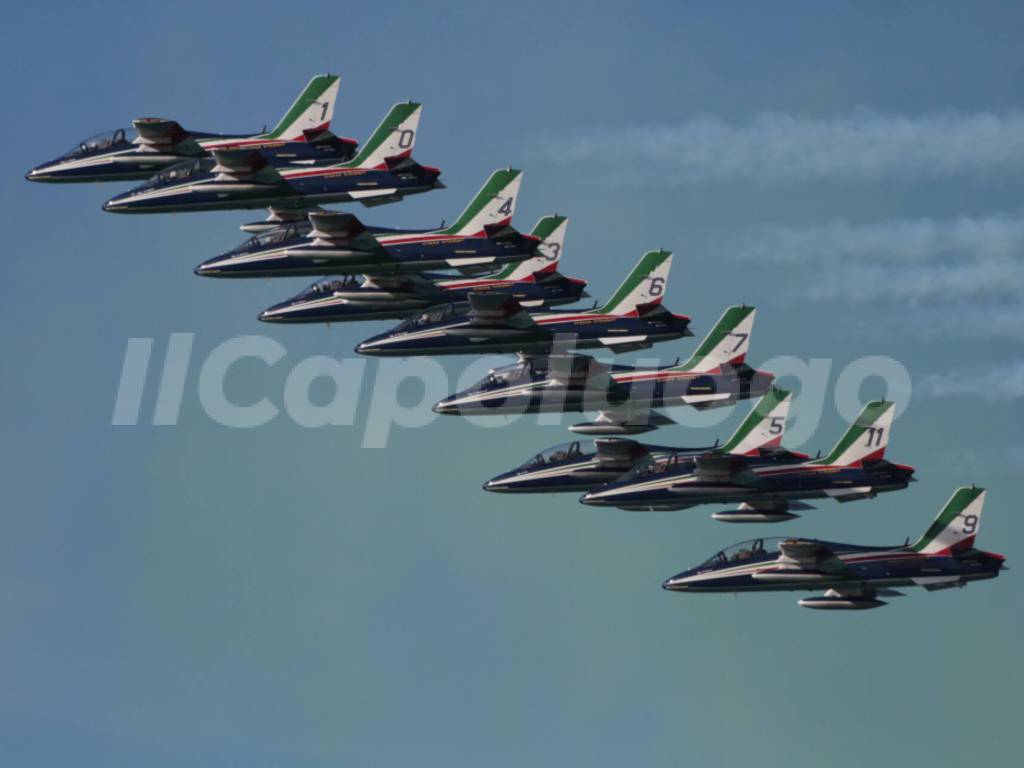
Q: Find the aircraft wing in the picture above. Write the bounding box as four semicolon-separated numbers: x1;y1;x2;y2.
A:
777;539;849;573
593;438;648;467
543;354;615;390
210;148;288;185
304;211;387;257
361;273;437;292
132;118;203;155
430;293;540;341
690;454;764;486
465;293;538;331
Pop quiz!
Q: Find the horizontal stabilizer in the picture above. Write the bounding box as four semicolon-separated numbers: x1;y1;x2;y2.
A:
824;487;876;502
912;575;965;590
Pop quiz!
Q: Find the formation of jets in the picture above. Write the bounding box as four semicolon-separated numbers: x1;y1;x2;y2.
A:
29;74;1005;611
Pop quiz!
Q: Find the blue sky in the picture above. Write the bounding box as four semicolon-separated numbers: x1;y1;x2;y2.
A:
2;2;1023;765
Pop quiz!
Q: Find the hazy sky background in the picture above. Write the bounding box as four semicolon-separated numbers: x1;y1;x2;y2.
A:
2;2;1023;765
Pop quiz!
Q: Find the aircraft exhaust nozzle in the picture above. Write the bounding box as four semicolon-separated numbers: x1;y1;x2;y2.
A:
798;596;887;610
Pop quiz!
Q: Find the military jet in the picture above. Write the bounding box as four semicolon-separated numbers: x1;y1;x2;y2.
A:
258;215;588;323
662;486;1005;610
581;400;914;519
355;249;689;356
483;388;794;494
26;75;351;183
432;304;774;433
102;102;440;213
195;167;533;278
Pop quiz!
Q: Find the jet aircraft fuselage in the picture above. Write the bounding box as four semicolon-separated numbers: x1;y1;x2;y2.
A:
258;273;589;324
432;355;774;416
195;226;538;278
662;537;1003;596
581;457;915;511
103;159;442;214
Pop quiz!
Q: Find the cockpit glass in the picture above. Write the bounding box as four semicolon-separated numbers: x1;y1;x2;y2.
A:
152;157;215;184
478;360;535;391
699;538;783;568
524;441;589;467
230;224;304;254
301;277;359;296
64;128;135;158
623;452;688;480
395;302;467;331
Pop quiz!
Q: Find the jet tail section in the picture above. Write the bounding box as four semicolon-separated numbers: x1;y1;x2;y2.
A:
262;74;341;141
911;486;986;555
443;169;523;236
491;215;568;281
719;389;793;456
672;305;756;374
815;400;895;466
598;250;674;316
348;102;422;169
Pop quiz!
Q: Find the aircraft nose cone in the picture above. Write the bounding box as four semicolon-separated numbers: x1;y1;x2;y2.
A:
432;400;455;415
355;339;385;356
482;478;509;492
579;492;600;506
25;165;51;181
258;301;291;322
102;197;128;213
662;577;688;591
194;260;226;277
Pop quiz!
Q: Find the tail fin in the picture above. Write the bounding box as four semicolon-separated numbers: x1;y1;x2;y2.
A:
673;305;756;373
816;400;895;466
911;486;986;554
262;74;341;140
720;389;793;456
493;215;568;281
348;102;422;169
443;168;522;236
598;250;673;316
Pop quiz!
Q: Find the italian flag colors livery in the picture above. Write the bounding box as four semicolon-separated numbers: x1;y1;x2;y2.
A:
912;486;986;555
344;101;422;170
671;305;755;373
663;485;1004;610
256;74;342;141
439;168;522;235
719;388;793;456
599;249;673;316
813;400;894;466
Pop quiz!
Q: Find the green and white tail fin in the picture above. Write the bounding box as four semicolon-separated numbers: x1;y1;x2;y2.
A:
673;305;756;373
494;215;568;281
816;400;895;466
720;388;793;456
349;102;422;169
598;250;673;316
911;486;986;554
262;74;341;141
443;168;522;236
